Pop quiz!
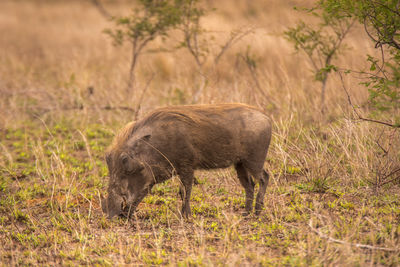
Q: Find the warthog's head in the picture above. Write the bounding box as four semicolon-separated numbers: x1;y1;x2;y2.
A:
101;150;153;219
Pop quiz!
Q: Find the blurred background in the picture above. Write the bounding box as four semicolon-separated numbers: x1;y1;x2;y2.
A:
0;0;377;127
1;1;400;265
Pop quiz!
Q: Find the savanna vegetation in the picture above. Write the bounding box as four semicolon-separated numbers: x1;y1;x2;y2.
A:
0;0;399;265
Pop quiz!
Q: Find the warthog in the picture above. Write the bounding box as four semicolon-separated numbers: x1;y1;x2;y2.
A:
102;103;272;218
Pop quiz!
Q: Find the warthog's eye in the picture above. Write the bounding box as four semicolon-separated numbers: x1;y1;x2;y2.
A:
119;151;145;175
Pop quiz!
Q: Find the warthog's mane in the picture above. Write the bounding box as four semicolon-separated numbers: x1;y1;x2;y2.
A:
106;121;136;154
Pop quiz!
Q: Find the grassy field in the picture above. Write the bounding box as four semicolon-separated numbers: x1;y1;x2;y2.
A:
0;0;399;265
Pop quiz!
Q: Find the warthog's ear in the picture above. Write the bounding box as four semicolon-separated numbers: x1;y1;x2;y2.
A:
141;135;151;141
120;152;144;174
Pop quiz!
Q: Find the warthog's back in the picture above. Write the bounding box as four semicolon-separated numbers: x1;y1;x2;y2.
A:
130;103;271;170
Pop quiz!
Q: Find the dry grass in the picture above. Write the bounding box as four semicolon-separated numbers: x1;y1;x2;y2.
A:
0;0;399;265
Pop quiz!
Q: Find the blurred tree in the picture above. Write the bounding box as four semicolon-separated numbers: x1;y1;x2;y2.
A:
286;0;400;127
284;4;355;113
104;0;252;102
104;0;185;92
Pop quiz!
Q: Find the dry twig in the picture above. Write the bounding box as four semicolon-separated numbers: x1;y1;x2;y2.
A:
309;219;399;252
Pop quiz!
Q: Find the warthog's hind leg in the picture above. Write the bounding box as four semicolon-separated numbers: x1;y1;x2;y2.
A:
235;162;255;215
255;170;269;215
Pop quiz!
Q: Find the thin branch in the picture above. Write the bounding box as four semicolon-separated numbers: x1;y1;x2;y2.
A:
379;174;400;187
180;1;204;69
90;0;112;19
36;105;136;115
338;71;400;128
240;54;270;101
184;28;204;68
379;167;400;186
134;73;156;120
127;36;154;91
363;16;379;45
101;105;136;112
214;27;254;65
376;43;389;79
297;41;319;72
337;67;386;80
309;219;399;252
375;138;388;156
128;41;138;91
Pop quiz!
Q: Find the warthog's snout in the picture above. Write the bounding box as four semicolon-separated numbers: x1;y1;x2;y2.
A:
101;192;125;219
